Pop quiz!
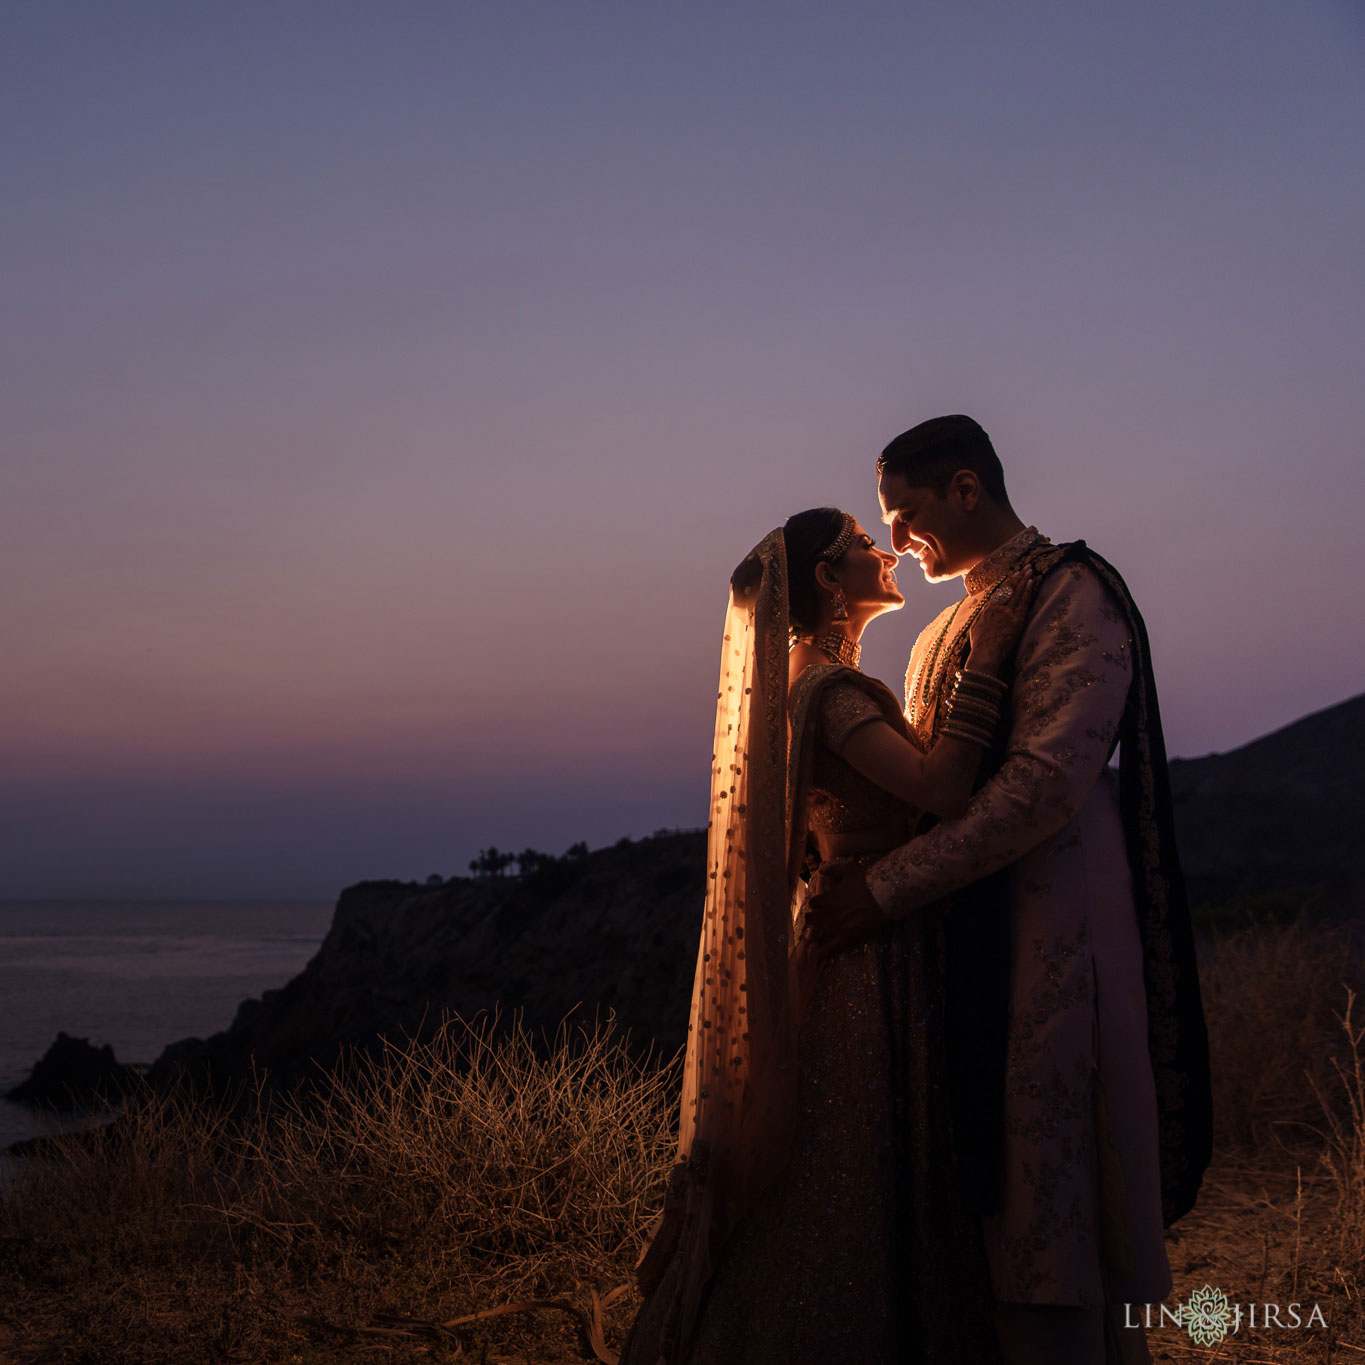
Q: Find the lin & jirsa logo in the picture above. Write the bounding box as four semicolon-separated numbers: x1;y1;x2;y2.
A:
1125;1284;1328;1344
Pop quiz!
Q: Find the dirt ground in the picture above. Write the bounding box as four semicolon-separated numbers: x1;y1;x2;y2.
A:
1;1149;1358;1364
1150;1149;1362;1363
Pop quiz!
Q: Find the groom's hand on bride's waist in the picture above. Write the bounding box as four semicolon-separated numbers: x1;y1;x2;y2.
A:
804;863;890;956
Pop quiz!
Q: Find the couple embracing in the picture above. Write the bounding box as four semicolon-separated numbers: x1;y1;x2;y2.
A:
620;415;1212;1365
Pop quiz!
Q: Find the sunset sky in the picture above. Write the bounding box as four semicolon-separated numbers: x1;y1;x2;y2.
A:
3;1;1363;898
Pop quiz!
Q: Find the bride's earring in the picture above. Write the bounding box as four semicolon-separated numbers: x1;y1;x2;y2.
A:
831;585;849;622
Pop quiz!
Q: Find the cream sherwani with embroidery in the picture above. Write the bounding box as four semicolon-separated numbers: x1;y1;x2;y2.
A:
868;527;1172;1308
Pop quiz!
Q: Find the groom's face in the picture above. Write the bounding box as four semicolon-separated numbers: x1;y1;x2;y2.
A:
878;472;975;583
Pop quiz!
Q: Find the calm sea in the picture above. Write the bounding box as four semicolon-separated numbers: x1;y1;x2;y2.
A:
0;900;334;1153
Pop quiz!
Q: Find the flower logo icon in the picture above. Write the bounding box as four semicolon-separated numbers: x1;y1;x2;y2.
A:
1185;1285;1232;1345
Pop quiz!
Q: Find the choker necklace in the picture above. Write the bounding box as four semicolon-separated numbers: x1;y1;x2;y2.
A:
796;632;861;669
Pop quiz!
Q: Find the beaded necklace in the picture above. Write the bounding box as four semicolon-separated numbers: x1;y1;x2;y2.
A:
794;632;861;669
908;594;998;726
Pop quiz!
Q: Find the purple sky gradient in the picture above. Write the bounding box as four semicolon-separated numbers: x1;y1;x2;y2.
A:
3;2;1363;897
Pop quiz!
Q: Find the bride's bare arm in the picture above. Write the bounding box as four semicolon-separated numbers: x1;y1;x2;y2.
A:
834;566;1037;818
836;718;993;819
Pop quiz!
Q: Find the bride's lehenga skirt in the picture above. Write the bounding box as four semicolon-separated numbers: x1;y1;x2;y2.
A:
621;899;1002;1365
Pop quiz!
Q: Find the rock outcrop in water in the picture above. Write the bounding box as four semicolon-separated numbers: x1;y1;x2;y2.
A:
6;1031;139;1108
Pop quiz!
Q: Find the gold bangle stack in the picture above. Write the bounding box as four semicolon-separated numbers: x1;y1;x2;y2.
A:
941;668;1008;747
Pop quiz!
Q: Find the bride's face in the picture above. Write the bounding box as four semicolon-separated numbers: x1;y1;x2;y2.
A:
831;524;904;617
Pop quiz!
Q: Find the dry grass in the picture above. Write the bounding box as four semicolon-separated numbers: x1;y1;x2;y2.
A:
1197;915;1365;1153
0;1013;677;1364
1149;916;1365;1361
1315;989;1365;1276
1156;1150;1354;1363
5;917;1365;1363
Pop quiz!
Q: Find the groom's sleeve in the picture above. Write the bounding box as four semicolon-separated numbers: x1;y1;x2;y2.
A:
866;560;1133;916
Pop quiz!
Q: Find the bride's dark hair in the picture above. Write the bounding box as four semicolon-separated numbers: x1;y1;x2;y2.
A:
782;506;849;633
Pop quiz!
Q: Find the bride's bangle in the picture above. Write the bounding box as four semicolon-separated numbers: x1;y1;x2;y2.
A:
954;668;1008;702
941;715;996;747
942;670;1005;747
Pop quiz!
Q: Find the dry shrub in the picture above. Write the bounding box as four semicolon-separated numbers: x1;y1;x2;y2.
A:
1197;915;1365;1152
1;1077;245;1280
1;1012;679;1360
219;1012;678;1297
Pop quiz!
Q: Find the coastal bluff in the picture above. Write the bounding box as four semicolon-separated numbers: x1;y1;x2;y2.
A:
148;830;708;1091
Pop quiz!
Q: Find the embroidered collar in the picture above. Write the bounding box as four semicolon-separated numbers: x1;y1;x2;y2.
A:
963;526;1047;596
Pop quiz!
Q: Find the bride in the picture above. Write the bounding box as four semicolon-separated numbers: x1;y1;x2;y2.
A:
620;508;1035;1365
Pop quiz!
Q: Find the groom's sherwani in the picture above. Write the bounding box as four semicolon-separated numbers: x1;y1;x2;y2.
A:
868;527;1210;1307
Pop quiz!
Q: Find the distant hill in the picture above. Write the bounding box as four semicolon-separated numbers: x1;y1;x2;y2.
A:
1168;692;1364;912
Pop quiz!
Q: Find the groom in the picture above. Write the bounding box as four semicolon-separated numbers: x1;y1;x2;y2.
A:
806;415;1211;1365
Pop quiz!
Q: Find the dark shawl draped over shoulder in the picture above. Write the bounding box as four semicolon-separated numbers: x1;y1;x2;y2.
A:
947;540;1212;1228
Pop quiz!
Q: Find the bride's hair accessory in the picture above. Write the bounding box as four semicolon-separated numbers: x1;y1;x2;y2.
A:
784;507;856;633
817;512;858;564
820;516;856;622
941;667;1008;747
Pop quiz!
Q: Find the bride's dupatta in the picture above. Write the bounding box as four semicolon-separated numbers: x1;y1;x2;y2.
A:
629;534;919;1365
631;530;800;1365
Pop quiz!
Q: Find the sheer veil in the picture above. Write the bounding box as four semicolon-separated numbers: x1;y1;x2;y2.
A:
633;528;800;1364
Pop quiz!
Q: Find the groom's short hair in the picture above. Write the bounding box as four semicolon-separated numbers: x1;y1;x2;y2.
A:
877;414;1009;503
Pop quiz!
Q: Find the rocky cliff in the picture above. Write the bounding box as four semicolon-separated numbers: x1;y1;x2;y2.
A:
149;831;708;1091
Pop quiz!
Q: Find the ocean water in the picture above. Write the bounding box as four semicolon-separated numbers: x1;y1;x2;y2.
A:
0;900;334;1153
